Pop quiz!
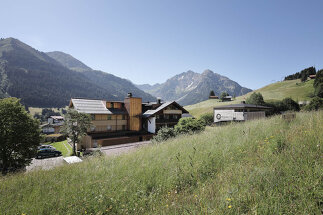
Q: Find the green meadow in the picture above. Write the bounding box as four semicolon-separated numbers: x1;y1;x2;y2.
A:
186;79;315;117
0;111;322;214
50;140;72;157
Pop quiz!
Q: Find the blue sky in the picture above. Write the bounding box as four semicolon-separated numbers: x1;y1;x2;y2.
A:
1;0;322;89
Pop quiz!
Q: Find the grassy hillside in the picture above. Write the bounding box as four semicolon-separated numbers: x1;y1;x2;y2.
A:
186;79;315;117
1;111;322;214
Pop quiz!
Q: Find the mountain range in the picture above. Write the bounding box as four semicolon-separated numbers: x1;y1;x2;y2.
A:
0;38;155;107
0;37;251;108
136;70;252;106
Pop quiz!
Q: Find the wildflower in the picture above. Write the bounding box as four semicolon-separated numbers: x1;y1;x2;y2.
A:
21;214;26;215
228;205;232;209
226;198;231;201
166;204;169;208
194;194;198;198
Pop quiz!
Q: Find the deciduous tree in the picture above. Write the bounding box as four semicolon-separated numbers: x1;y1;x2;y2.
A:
61;109;92;156
0;98;40;175
246;92;265;105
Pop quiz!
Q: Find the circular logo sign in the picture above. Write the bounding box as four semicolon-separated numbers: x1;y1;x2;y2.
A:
216;114;221;120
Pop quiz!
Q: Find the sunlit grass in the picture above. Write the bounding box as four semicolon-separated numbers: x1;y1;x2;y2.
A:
0;111;322;214
186;79;315;117
50;140;72;157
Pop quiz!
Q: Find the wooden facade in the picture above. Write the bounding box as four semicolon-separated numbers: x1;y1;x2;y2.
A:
124;97;142;131
70;96;189;149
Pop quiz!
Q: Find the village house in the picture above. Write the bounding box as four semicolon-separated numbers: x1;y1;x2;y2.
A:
41;116;64;134
48;116;64;125
209;95;219;99
309;75;316;79
69;93;189;149
222;95;233;101
213;102;271;123
142;100;189;133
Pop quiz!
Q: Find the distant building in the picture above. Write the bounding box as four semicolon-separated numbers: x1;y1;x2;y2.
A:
41;116;64;134
222;96;232;101
309;75;316;79
209;95;219;99
48;116;64;124
213;102;271;123
41;123;62;134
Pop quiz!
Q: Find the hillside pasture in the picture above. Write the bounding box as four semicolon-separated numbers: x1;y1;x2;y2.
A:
0;111;322;214
186;79;315;117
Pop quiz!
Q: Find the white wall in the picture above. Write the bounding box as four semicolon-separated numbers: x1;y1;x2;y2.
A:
147;117;156;134
214;110;245;122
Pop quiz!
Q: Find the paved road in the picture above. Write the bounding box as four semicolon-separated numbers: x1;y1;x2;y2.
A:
26;141;151;172
99;141;151;156
26;156;65;172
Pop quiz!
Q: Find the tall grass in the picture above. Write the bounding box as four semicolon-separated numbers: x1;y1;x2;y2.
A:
0;111;322;214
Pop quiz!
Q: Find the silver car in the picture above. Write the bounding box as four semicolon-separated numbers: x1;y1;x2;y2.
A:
38;145;56;150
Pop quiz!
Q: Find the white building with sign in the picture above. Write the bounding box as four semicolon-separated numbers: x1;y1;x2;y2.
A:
213;102;271;123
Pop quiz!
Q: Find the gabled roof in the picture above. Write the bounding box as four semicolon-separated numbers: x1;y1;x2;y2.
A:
143;101;188;118
213;103;271;110
70;99;112;114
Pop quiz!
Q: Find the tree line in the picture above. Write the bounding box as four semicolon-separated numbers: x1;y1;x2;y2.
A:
284;66;316;82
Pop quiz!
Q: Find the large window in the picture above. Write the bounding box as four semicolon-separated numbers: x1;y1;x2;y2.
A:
111;102;114;108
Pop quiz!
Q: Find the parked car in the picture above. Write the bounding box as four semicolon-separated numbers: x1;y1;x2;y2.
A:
36;149;62;159
38;145;56;150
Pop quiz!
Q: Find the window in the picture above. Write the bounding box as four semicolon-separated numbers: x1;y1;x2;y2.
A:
122;125;126;130
122;115;125;120
107;115;112;120
164;115;169;119
91;115;95;120
111;102;114;108
107;125;112;130
174;115;179;119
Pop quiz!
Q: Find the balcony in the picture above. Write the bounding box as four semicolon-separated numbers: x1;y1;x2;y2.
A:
156;118;179;124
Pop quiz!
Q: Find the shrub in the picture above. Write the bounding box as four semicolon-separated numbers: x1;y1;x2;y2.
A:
153;126;177;142
281;97;300;112
314;69;323;98
174;117;206;134
304;97;323;111
265;98;300;116
199;113;214;126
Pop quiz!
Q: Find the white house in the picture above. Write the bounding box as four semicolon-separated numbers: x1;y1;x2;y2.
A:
142;101;189;134
213;102;271;123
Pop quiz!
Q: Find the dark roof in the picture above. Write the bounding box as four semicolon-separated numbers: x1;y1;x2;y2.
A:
213;103;272;110
143;101;189;118
108;108;128;115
